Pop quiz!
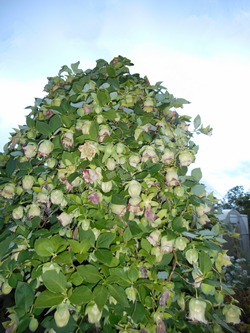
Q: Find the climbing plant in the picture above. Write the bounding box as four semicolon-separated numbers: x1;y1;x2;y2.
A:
0;56;240;332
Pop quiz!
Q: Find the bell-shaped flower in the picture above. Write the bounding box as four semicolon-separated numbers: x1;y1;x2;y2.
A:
82;169;99;184
23;142;37;159
223;305;241;324
161;149;175;165
62;131;74;149
12;206;24;219
128;180;142;198
1;183;16;199
179;150;195;167
57;212;73;227
188;298;207;323
22;175;35;191
79;142;98;161
38;140;54;157
51;190;64;205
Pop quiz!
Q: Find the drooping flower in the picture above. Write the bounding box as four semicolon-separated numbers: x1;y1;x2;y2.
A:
185;249;199;264
166;168;180;187
147;230;161;246
98;125;110;142
57;212;73;227
161;236;174;253
27;204;41;218
178;150;195;167
101;181;113;193
85;302;102;324
188;298;207;323
23;142;37;159
174;237;189;251
62;131;74;149
106;158;116;170
12;206;24;219
54;304;70;328
128;180;142;198
82;169;99;184
78;142;97;161
88;192;102;204
1;183;16;199
223;305;241;324
128;155;140;168
38;140;54;157
196;204;211;217
141;146;158;163
22;175;35;190
145;206;157;222
161;149;175;165
81;120;92;134
51;190;64;205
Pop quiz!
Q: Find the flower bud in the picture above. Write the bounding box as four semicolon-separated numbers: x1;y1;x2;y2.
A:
151;246;163;262
179;150;195;167
79;142;98;161
111;204;126;216
196;204;211;217
125;287;137;302
16;186;23;195
143;97;154;112
50;190;64;205
177;293;185;311
27;204;41;218
96;115;104;124
199;214;210;225
223;305;241;324
57;212;73;227
22;175;35;190
215;292;224;305
174;237;188;251
85;302;102;324
88;192;102;204
29;318;39;332
173;186;185;197
54;304;70;327
101;181;112;193
1;183;16;199
129;155;140;168
166;169;179;187
161;149;175;165
188;298;207;323
81;120;92;134
12;206;24;219
161;236;174;253
146;230;161;247
38;140;54;157
141;146;158;163
23;142;37;158
116;143;125;154
185;249;199;264
45;158;57;169
82;169;99;184
2;280;12;294
98;125;110;142
62;131;74;149
128;180;142;198
106;158;116;170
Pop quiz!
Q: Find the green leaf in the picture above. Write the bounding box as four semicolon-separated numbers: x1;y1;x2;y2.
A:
194;114;201;129
172;216;184;232
128;265;139;282
0;234;15;260
15;282;34;312
191;168;202;182
6;157;17;177
36;121;52;136
69;286;92;305
141;238;152;253
77;265;102;283
50;235;68;253
107;284;129;308
96;232;115;249
49;114;63;132
123;227;133;242
26;116;35;127
191;184;205;195
111;193;127;205
34;238;55;257
93;285;108;310
89;121;99;141
34;290;64;308
199;251;213;275
95;249;113;265
97;90;109;106
42;270;67;294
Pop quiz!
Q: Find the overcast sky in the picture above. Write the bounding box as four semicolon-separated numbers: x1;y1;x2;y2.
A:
1;0;250;198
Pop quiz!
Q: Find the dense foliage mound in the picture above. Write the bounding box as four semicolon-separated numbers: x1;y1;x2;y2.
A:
0;56;241;332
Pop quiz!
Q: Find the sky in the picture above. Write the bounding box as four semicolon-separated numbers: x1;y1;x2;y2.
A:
0;0;250;198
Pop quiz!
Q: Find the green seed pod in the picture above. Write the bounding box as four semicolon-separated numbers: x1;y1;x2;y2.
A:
29;318;39;332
